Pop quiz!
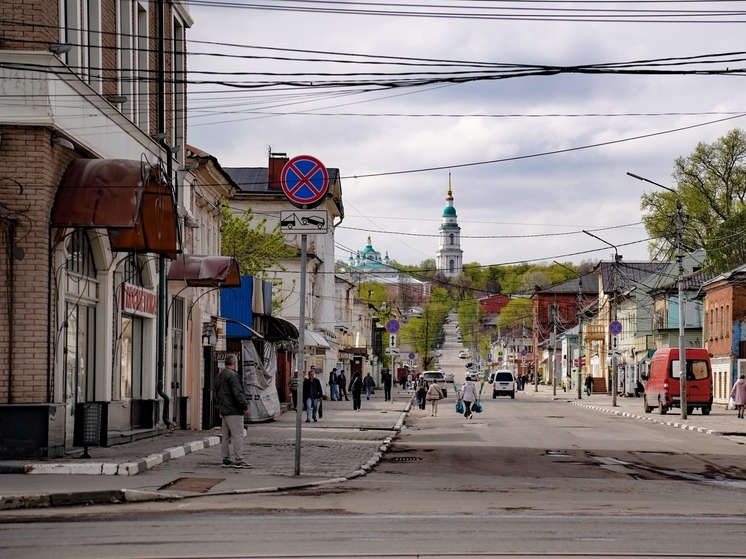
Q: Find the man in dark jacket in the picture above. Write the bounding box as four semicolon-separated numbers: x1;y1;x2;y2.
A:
303;370;323;422
337;370;349;401
381;369;392;401
214;354;251;468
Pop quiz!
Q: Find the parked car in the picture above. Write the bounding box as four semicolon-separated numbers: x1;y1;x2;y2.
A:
642;348;712;415
458;350;466;359
421;371;448;397
492;370;516;399
441;371;454;383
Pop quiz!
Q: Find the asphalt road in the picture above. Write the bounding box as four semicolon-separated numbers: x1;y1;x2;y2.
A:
3;313;746;558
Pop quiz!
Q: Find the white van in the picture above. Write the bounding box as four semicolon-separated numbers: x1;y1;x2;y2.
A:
492;370;516;399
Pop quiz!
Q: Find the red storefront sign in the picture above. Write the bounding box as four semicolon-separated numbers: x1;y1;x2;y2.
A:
122;283;157;317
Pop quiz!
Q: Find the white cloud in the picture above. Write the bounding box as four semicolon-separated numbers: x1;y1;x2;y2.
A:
187;2;746;270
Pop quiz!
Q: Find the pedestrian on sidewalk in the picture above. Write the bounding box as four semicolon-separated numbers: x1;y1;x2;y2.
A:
215;354;251;469
584;373;593;397
350;372;363;411
460;376;478;419
563;374;572;393
364;372;375;400
337;370;349;401
328;367;340;401
289;370;299;410
731;374;746;419
416;377;428;410
303;370;323;422
426;379;443;416
382;368;393;401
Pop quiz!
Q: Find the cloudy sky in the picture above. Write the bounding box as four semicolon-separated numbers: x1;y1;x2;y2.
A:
186;1;746;270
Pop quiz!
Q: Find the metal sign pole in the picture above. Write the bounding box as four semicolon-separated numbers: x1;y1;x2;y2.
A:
294;233;307;476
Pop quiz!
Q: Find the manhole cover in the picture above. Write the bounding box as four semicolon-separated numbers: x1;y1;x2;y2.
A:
160;477;224;493
391;456;422;462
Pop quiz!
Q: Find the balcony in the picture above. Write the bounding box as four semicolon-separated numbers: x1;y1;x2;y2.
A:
583;323;606;341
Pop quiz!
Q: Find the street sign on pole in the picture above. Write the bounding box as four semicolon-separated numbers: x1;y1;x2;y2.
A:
280;210;328;234
385;319;400;334
281;155;329;209
609;320;623;335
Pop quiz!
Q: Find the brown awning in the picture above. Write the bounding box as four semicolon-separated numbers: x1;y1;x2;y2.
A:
167;254;241;287
51;159;179;259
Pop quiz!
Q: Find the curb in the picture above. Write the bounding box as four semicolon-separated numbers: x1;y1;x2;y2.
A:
570;401;722;436
21;436;222;477
0;405;412;511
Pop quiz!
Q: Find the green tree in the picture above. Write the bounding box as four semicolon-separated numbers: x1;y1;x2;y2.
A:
497;298;533;330
220;204;297;279
641;128;746;272
398;286;452;370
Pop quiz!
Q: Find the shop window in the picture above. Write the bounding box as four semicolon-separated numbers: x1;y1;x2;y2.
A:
65;302;96;404
121;316;144;399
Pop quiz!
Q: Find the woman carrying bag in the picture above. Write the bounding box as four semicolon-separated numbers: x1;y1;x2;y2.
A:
460;376;479;419
426;379;443;416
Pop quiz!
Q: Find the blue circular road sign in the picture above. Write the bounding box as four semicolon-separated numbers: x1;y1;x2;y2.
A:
385;319;400;334
281;155;329;209
609;320;623;335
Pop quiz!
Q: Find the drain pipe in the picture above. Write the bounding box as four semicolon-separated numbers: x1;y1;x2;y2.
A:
154;0;171;428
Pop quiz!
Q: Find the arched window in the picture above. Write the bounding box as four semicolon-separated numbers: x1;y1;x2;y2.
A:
122;254;144;286
449;259;455;274
449;233;454;245
66;229;96;277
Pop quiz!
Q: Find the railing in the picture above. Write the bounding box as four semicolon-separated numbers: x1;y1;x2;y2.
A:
583;323;607;341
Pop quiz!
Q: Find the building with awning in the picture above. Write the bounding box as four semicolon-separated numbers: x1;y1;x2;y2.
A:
0;2;196;458
224;152;344;399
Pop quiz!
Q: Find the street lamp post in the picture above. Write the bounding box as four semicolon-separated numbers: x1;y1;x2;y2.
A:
583;230;620;407
554;261;585;399
627;172;687;419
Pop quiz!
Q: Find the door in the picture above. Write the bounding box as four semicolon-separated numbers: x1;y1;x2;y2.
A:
171;297;185;426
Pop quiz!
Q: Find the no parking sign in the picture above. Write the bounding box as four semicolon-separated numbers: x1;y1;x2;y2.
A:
281;155;329;209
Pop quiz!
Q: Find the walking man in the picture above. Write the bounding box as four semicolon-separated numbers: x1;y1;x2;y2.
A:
337;370;349;401
328;367;340;401
214;354;251;469
363;372;375;400
289;370;299;410
303;370;323;422
350;372;363;411
382;368;392;401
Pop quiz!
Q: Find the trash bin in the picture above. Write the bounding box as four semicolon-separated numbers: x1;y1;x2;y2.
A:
73;403;104;457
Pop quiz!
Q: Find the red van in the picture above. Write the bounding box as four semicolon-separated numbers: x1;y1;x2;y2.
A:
642;348;713;415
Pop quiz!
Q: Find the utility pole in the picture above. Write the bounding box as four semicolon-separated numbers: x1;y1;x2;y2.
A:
583;230;620;407
553;261;584;399
552;303;557;397
611;252;619;407
627;172;687;419
676;201;687;418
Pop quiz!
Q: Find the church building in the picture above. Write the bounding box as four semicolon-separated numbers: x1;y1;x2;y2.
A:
436;174;463;278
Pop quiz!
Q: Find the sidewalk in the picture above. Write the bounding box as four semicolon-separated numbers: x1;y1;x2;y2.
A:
0;387;412;511
527;382;746;438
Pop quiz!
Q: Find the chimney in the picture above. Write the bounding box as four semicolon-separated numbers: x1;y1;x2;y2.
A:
268;152;289;190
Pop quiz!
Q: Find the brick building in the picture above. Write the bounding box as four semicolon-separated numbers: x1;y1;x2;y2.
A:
0;0;195;457
701;265;746;405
